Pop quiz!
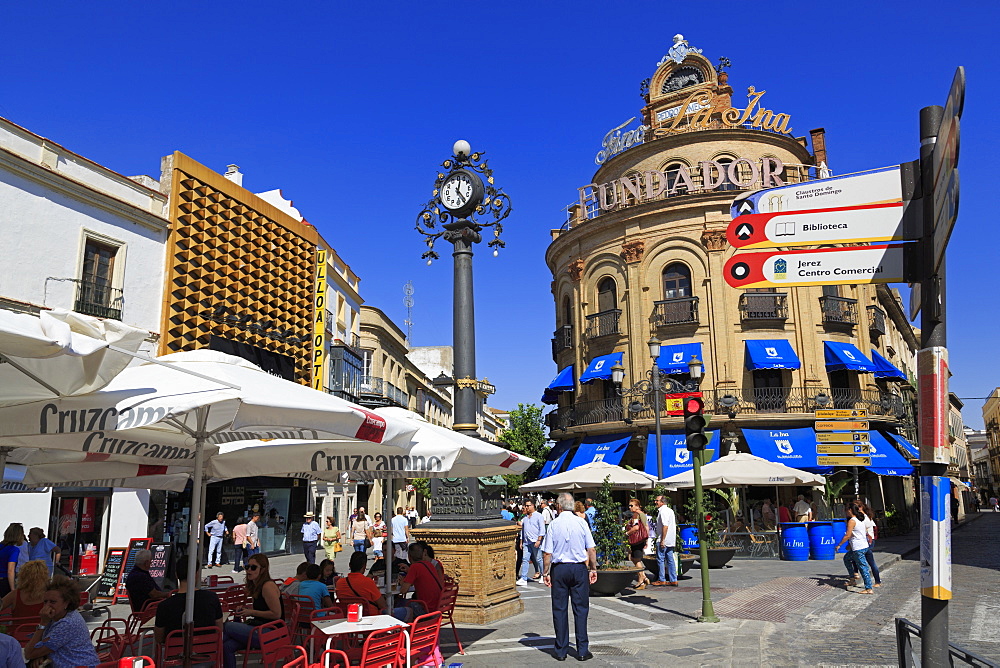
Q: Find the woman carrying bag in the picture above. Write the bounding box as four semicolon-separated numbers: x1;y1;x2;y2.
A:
322;516;342;562
625;498;651;590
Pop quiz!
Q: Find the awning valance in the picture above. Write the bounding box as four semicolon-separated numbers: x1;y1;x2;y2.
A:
580;352;623;384
565;433;631;470
865;431;915;476
542;366;575;404
645;431;719;476
885;432;919;459
744;427;915;476
824;341;877;372
871;350;907;380
656;342;703;375
538;439;575;479
745;339;801;370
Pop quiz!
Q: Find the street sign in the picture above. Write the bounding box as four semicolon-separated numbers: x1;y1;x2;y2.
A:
817;432;870;443
930;66;965;274
817;443;872;455
723;244;905;289
815;420;869;431
932;167;959;273
815;408;867;418
726;202;907;250
730;166;902;219
817;456;872;466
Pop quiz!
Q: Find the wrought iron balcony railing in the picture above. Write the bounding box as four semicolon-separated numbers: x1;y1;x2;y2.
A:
651;297;699;326
820;296;859;326
551;325;573;359
739;292;788;321
584;309;622;339
867;305;887;336
74;279;123;320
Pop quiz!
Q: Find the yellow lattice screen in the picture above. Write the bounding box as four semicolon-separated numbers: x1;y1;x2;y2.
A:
161;153;319;385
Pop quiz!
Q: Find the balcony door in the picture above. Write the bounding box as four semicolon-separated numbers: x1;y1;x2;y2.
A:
79;239;119;316
597;277;617;313
752;369;787;413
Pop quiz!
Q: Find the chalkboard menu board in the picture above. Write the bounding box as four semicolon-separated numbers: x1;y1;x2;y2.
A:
113;537;153;602
93;547;127;601
147;543;173;590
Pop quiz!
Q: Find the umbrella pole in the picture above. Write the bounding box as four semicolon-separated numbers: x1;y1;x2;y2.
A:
384;480;393;610
183;411;208;668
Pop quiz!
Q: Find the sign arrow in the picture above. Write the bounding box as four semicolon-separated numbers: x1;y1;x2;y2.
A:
735;222;754;241
726;202;907;249
723;244;906;289
736;199;755;215
817;456;872;467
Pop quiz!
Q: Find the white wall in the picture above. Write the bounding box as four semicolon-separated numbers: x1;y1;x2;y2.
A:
107;490;151;548
0;490;52;535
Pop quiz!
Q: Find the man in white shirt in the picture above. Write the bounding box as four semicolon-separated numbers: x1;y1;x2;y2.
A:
793;495;813;522
540;500;555;526
652;495;677;586
390;507;410;560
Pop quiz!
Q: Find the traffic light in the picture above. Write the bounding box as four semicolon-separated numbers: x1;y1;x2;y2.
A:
684;396;709;451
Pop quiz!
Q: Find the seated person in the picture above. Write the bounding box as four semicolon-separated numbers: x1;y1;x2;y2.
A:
281;561;310;595
398;543;445;617
336;552;411;622
295;564;333;612
318;559;338;586
23;577;99;668
125;549;170;613
154;558;223;644
366;556;409;580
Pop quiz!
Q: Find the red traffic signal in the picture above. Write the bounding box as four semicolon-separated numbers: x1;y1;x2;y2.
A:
684;395;708;451
683;396;704;417
704;513;713;522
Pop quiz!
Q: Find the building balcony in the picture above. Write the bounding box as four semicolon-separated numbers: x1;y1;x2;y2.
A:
358;375;408;408
739;293;788;322
545;386;912;432
74;279;123;321
584;309;622;339
868;305;887;336
651;297;699;326
551;325;573;359
331;332;361;353
820;296;858;326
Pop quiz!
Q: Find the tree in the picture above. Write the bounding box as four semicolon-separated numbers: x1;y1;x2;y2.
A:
499;403;549;490
593;475;630;569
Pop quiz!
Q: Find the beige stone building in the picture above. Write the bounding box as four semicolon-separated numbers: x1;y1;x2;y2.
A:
542;37;919;521
981;388;1000;498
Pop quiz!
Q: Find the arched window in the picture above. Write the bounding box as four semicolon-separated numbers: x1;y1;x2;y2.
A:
597;277;617;312
662;263;691;299
715;156;736;191
664;162;688;195
562;296;572;327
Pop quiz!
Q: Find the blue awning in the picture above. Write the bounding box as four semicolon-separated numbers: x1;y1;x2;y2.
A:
744;427;820;468
884;432;919;459
538;439;575;479
565;433;631;470
824;341;877;372
745;340;801;370
871;350;907;380
645;432;719;476
580;352;623;384
866;431;915;476
657;342;703;374
542;366;575;404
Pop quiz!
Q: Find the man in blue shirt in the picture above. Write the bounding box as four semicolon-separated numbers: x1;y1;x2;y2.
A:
27;528;60;576
204;512;228;568
584;499;597;531
542;492;597;662
516;501;546;586
301;512;322;564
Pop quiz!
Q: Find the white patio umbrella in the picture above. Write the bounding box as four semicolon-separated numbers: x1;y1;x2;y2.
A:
659;452;825;489
518;461;657;492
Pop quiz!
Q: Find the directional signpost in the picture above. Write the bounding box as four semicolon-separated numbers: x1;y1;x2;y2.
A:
727;202;906;250
814;409;867;419
930;67;964;274
814;412;871;489
814;420;868;431
730;166;903;219
723;244;905;289
816;432;870;443
817;456;872;467
817;443;871;455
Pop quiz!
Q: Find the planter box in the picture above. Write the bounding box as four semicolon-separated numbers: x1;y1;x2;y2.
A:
641;553;696;577
589;567;642;597
694;547;737;569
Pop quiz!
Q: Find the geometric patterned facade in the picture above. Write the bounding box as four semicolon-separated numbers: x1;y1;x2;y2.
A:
159;152;319;385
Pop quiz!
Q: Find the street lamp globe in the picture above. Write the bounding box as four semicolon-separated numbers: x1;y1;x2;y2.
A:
688;354;703;380
610;361;625;385
647;336;661;360
453;139;471;160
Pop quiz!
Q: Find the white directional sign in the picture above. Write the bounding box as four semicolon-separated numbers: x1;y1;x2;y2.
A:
931;66;965;274
724;244;905;289
730;166;902;219
727;202;906;249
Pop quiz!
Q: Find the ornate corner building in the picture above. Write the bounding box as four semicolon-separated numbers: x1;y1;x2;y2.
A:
542;37;921;519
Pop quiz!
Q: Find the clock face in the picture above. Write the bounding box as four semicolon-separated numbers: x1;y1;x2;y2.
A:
441;172;475;211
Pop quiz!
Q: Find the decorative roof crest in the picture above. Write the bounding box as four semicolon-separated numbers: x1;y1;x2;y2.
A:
657;34;703;67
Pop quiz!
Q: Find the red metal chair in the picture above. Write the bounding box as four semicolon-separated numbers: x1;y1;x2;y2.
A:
437;581;463;654
91;625;125;663
408;611;443;668
240;620;293;668
11;623;38;647
159;625;222;666
316;626;406;668
134;598;161;626
287;594;317;646
220;583;251;615
305;607;346;660
95;656;156;668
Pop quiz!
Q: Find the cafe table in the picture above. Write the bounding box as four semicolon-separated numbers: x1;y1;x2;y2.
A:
311;614;411;667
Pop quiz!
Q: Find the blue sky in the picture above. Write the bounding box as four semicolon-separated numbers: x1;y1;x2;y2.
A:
4;1;997;427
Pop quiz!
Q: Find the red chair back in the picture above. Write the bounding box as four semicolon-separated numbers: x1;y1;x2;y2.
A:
358;626;406;668
95;657;155;668
409;610;443;667
11;623;38;647
160;626;222;666
438;580;464;655
91;625;124;662
256;620;294;668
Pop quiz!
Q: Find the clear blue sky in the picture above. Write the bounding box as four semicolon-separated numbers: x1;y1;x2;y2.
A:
4;1;997;427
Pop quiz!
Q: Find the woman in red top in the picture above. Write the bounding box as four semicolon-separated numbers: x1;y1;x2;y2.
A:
399;543;444;615
0;559;46;619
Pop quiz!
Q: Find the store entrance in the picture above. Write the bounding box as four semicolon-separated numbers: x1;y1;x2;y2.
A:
49;495;108;577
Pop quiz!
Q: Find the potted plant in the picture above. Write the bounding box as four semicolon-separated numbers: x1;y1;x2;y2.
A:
589;475;642;596
684;495;735;569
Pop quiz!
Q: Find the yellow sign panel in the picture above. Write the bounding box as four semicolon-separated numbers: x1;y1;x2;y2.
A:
815;421;869;431
817;456;872;466
814;409;868;419
312;248;328;391
817;444;872;455
817;432;870;443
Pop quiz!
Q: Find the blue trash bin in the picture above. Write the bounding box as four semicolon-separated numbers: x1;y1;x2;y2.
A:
779;522;809;561
830;518;848;553
679;524;699;551
807;522;836;560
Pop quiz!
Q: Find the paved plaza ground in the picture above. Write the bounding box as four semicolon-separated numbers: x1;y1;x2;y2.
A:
94;512;1000;667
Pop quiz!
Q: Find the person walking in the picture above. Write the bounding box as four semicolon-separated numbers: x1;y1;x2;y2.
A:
625;499;651;590
301;512;321;564
231;518;248;573
542;492;597;662
322;516;341;562
584;499;597;532
370;513;387;561
847;502;882;587
652;495;677;586
390;507;410;560
793;495;813;522
204;511;228;569
350;513;371;554
246;512;261;557
835;503;874;595
540;500;556;526
990;495;999;512
516;500;545;586
406;506;419;528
